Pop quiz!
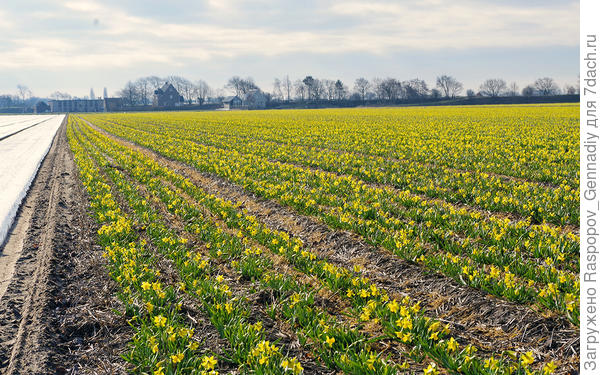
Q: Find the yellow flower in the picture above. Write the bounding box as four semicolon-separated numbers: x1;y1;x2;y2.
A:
520;351;534;366
325;336;335;347
202;355;217;370
543;361;557;375
446;337;458;352
388;299;399;313
485;356;499;370
424;362;439;375
171;352;184;364
141;281;151;290
153;315;167;328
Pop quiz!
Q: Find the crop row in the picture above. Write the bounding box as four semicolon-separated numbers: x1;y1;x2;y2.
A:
72;116;560;375
89;114;577;225
80;115;580;324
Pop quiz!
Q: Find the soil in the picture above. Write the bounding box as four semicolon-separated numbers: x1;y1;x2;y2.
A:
0;120;129;374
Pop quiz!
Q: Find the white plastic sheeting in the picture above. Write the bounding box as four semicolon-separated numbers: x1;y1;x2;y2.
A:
0;115;65;246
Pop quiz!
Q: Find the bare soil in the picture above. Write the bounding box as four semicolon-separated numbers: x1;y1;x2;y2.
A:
0;121;129;374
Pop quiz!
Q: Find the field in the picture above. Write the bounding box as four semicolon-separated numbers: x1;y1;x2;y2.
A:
0;105;579;374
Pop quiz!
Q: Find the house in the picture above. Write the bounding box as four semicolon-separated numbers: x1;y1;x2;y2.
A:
222;95;242;110
34;101;50;114
153;82;184;107
243;89;267;109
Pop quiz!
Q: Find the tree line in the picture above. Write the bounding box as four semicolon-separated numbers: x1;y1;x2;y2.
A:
0;75;580;111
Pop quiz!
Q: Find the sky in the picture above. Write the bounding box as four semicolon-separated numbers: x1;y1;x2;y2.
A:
0;0;579;98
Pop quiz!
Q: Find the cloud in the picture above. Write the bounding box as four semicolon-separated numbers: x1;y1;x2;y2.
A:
0;0;579;71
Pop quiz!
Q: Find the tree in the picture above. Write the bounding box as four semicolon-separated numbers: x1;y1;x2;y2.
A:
196;80;211;104
90;88;95;100
436;75;463;98
17;84;32;104
178;78;196;104
533;77;559;96
479;78;507;97
118;81;140;106
507;82;519;96
466;89;476;98
375;78;402;101
146;76;164;90
226;76;257;97
323;79;335;101
403;78;429;98
334;80;346;100
135;77;152;105
282;75;292;102
272;78;283;101
522;85;535;96
430;88;442;98
354;78;370;102
302;76;316;100
564;84;578;95
294;79;306;101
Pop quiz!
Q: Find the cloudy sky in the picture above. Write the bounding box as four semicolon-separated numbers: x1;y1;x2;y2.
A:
0;0;579;98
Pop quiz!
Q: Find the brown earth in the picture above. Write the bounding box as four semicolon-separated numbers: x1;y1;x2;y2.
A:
0;120;129;374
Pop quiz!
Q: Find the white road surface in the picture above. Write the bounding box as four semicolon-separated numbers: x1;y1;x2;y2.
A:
0;115;65;246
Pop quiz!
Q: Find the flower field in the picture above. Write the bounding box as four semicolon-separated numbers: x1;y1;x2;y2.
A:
69;104;579;374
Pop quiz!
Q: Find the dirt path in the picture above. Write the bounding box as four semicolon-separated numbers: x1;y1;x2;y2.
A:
0;119;129;374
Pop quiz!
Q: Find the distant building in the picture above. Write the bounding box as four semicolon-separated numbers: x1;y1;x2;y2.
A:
48;98;122;113
222;95;242;110
243;89;267;109
153;82;184;107
49;99;104;113
104;97;123;112
34;101;50;114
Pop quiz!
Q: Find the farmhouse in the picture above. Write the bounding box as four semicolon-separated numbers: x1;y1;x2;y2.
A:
222;95;242;110
153;82;184;107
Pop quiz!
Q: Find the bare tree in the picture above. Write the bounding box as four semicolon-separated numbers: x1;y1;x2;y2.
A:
507;82;519;96
146;76;164;90
294;79;306;101
135;77;152;105
436;75;463;98
272;78;283;101
479;78;507;97
196;80;211;104
466;89;476;98
533;77;559;96
226;76;257;96
376;78;402;101
118;81;140;106
17;84;32;104
282;75;292;102
178;78;196;104
403;78;428;98
323;79;335;101
354;78;370;102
